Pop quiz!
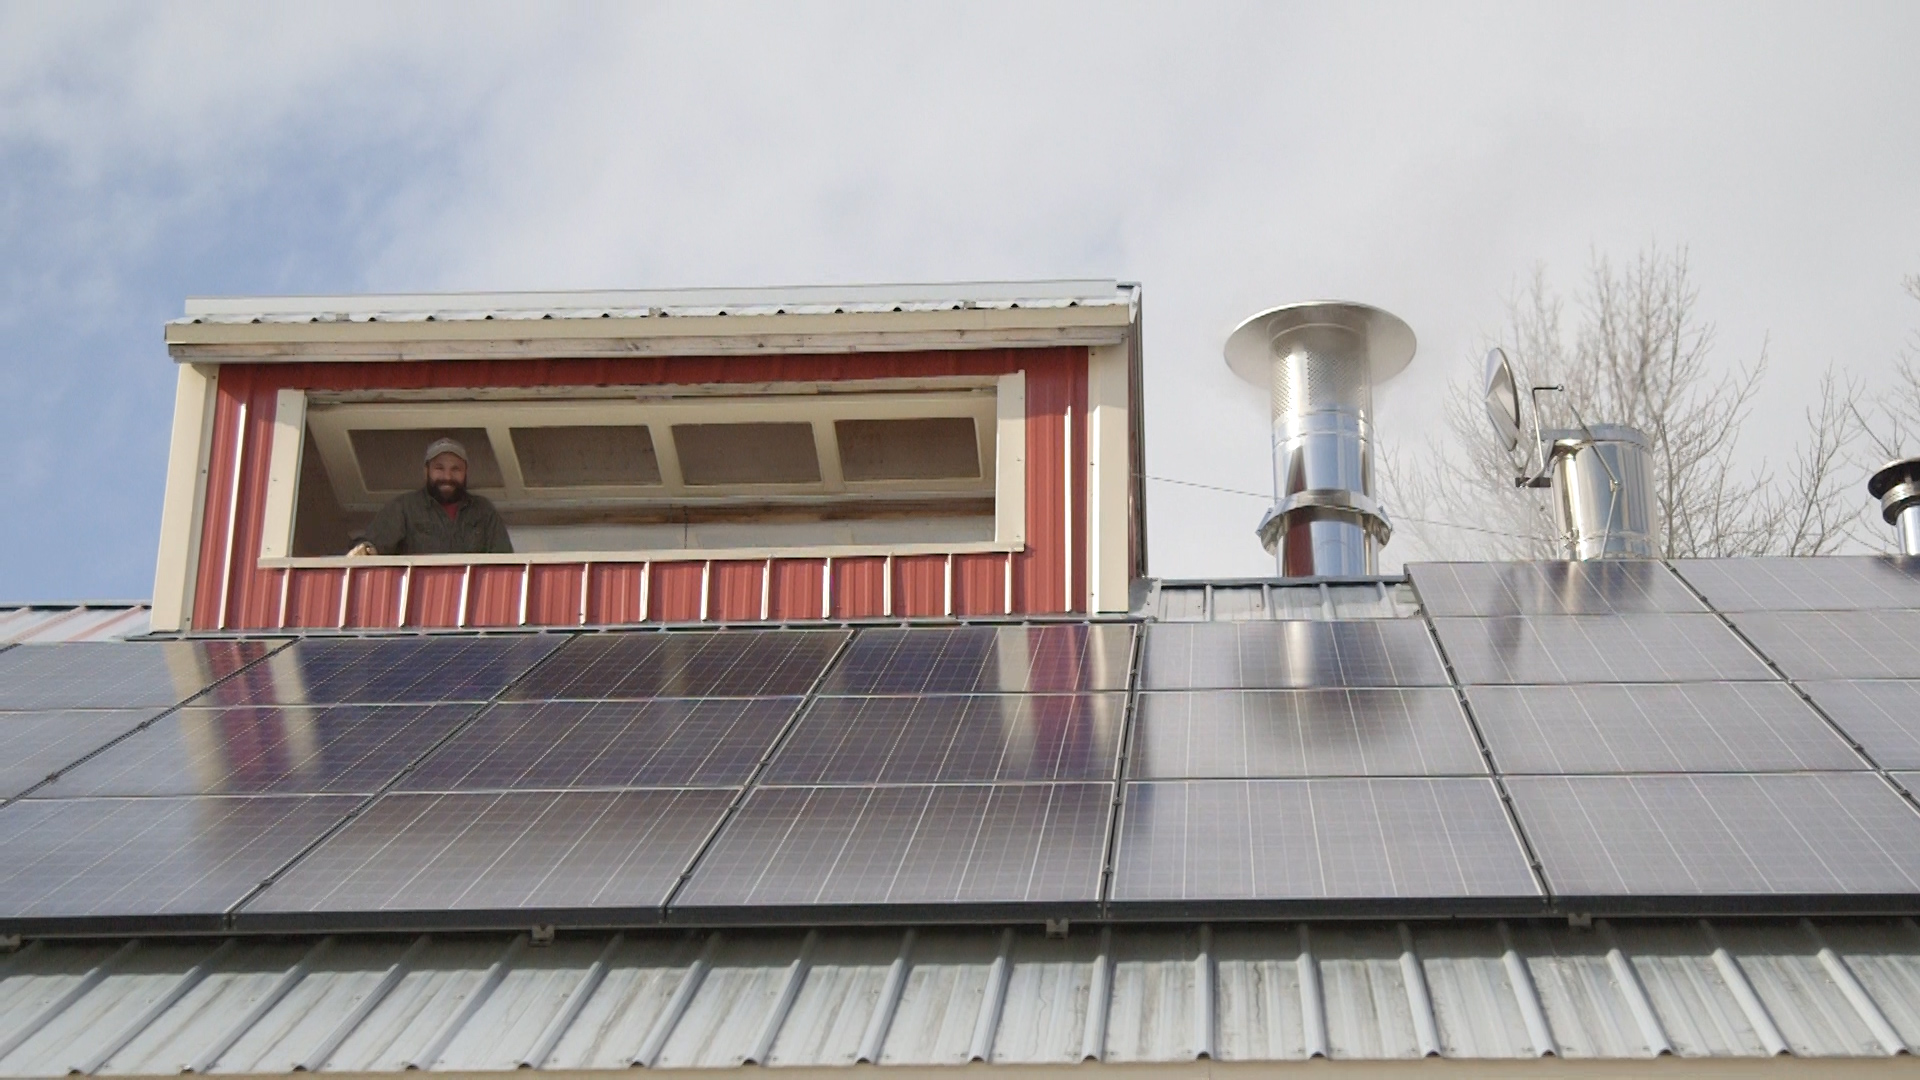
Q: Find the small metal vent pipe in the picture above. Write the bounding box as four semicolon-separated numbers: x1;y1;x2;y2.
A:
1541;424;1659;560
1868;456;1920;556
1225;302;1415;578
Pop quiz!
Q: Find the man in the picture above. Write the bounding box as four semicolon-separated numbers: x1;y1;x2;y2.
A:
347;437;513;556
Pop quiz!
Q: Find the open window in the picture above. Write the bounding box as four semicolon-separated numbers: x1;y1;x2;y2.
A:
259;376;1026;562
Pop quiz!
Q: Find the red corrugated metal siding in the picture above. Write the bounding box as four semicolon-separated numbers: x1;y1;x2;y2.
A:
766;559;824;620
525;563;585;626
891;556;946;617
951;553;1007;616
830;558;886;619
650;563;704;622
468;566;523;627
406;566;463;627
194;348;1088;630
707;561;764;621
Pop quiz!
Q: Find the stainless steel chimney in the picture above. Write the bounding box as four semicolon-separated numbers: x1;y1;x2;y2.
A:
1225;302;1415;578
1868;456;1920;556
1540;424;1659;559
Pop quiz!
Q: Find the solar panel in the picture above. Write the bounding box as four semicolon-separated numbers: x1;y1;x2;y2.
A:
239;789;733;926
821;624;1134;695
1468;683;1866;774
0;795;356;928
0;640;273;710
206;634;564;706
400;698;800;791
1801;681;1920;768
674;782;1112;913
0;709;163;798
1141;621;1447;690
1129;689;1485;779
33;705;476;797
505;629;847;700
765;694;1125;785
1727;610;1920;680
1431;614;1773;685
1672;556;1920;612
1507;773;1920;900
1108;778;1539;909
1410;561;1704;617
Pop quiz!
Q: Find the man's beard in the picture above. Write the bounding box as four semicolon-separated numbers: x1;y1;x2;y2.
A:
428;479;466;504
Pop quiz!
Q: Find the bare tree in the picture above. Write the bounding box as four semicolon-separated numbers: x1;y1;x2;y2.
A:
1849;274;1920;551
1385;244;1859;561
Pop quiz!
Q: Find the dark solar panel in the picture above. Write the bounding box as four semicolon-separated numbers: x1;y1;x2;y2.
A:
821;624;1133;695
1802;681;1920;768
1109;778;1538;906
766;694;1125;785
400;698;799;791
34;705;475;797
1410;561;1704;617
206;634;564;706
675;782;1111;911
1728;610;1920;680
1469;683;1865;774
505;630;847;700
1130;689;1485;779
1672;556;1920;612
0;795;355;925
1431;614;1772;685
1141;621;1447;690
1507;773;1920;899
0;710;162;798
0;641;273;710
240;788;733;923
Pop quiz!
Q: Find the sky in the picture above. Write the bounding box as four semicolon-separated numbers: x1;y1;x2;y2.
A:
2;1;1917;599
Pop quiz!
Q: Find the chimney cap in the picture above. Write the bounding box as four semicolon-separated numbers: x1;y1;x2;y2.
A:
1224;301;1416;388
1867;456;1920;500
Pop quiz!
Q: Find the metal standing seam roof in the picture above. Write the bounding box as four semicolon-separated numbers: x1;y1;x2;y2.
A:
0;604;151;645
1;918;1918;1075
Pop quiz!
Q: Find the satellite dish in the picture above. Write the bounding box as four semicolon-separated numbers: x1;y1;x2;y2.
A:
1483;347;1522;453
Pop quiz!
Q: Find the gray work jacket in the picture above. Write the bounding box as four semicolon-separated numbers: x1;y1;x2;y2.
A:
355;488;513;555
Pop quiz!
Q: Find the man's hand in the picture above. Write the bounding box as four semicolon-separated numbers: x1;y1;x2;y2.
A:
346;541;377;558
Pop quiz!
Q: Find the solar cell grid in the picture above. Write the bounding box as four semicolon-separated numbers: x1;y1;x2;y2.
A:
821;624;1133;695
0;640;273;710
1141;620;1447;690
1507;773;1920;900
1109;778;1539;907
240;789;733;923
1802;681;1920;768
33;704;476;797
675;782;1111;912
1673;556;1920;612
1469;683;1865;774
1432;614;1772;685
1728;610;1920;680
0;794;356;926
206;634;564;706
1129;689;1485;779
506;630;847;700
401;698;799;791
766;694;1125;786
0;710;162;798
1410;561;1704;617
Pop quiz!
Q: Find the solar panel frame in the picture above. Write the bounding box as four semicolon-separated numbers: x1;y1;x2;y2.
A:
673;782;1113;921
32;704;479;798
820;624;1135;695
1129;688;1487;779
1672;556;1920;612
237;788;736;930
0;709;165;799
1140;620;1449;690
1410;561;1705;617
399;697;802;792
1468;683;1869;774
1431;614;1775;685
0;794;359;933
204;634;566;706
765;693;1127;786
1506;772;1920;909
1801;681;1920;769
505;629;849;700
0;640;275;710
1726;610;1920;681
1107;777;1542;917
